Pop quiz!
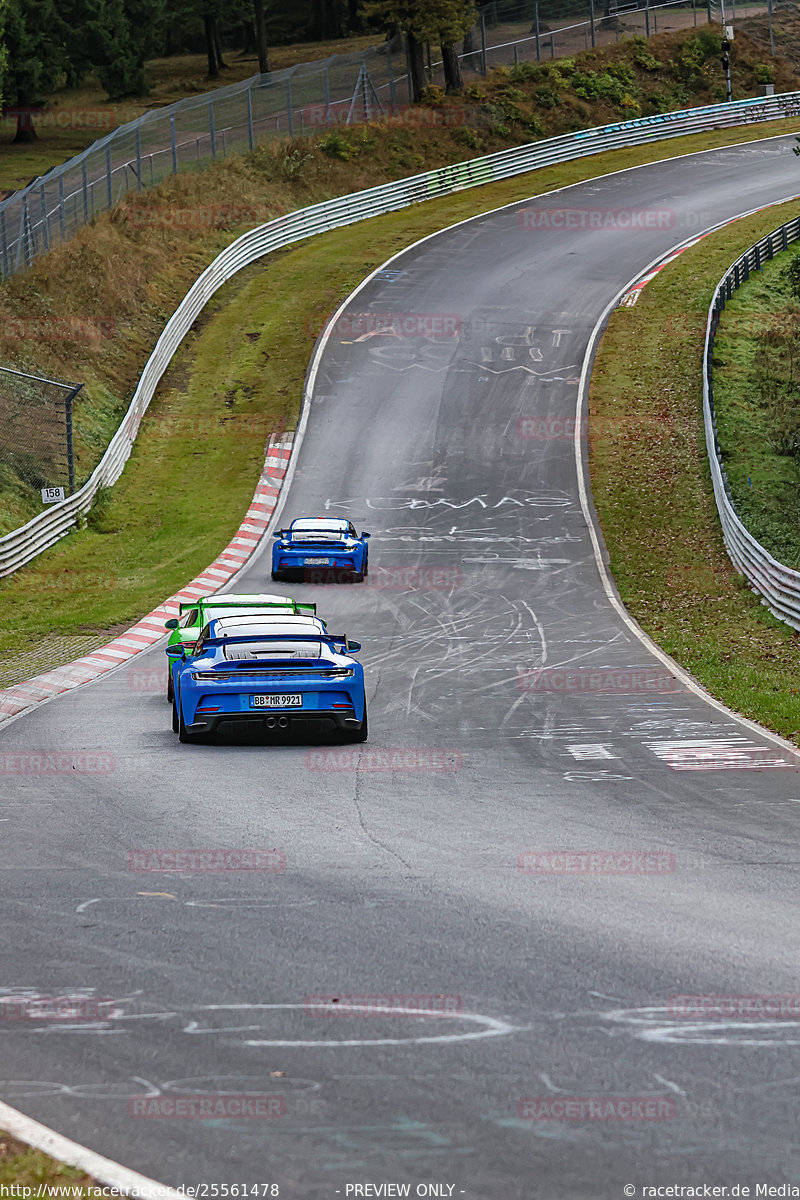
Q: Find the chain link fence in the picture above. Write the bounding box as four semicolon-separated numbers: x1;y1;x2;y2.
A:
0;367;79;498
1;0;779;281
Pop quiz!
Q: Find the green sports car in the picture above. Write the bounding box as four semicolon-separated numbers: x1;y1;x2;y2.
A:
163;593;318;701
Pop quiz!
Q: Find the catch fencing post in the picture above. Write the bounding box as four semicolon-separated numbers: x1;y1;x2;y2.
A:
645;0;650;37
480;11;488;76
767;0;775;54
0;209;8;277
171;115;178;172
58;175;66;239
535;2;541;60
106;145;113;207
387;50;396;112
324;66;332;124
287;78;293;136
40;185;49;252
247;87;255;149
707;0;712;23
64;383;83;495
82;161;89;219
590;0;596;47
136;126;142;190
209;100;216;157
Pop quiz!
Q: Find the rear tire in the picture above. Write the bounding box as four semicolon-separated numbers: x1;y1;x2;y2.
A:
172;696;179;733
177;690;198;743
271;570;280;582
344;706;368;743
166;670;174;704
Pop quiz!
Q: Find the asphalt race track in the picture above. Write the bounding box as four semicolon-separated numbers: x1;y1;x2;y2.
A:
3;134;800;1199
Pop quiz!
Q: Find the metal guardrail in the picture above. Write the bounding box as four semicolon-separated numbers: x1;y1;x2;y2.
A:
3;89;800;578
703;212;800;631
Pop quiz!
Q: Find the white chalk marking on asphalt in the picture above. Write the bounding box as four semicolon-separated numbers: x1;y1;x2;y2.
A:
0;1098;179;1198
177;1002;516;1049
566;743;619;760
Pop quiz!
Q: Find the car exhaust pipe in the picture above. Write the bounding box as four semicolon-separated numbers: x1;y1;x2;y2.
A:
278;716;289;729
265;716;277;729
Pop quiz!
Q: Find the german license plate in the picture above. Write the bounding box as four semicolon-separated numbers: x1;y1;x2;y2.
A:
304;557;330;565
250;694;302;708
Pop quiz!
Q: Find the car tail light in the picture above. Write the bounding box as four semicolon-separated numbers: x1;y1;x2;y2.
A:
196;706;220;713
332;703;354;709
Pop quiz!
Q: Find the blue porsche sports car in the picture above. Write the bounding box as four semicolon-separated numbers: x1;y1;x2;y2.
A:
167;615;367;744
271;517;370;582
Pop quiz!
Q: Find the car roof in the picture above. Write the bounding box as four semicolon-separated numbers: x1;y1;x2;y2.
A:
290;517;349;531
210;615;325;634
201;593;296;605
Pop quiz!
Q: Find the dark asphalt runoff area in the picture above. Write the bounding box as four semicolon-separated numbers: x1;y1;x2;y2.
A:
3;133;800;1200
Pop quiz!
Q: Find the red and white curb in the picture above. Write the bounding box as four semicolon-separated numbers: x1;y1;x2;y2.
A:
618;232;710;306
0;431;294;723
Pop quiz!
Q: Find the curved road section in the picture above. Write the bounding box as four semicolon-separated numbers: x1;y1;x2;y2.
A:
3;135;800;1198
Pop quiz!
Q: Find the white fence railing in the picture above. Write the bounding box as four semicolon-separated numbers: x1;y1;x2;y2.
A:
4;89;800;578
703;214;800;631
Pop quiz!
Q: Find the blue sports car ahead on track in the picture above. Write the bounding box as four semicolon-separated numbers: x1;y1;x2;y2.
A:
271;517;370;582
168;614;367;744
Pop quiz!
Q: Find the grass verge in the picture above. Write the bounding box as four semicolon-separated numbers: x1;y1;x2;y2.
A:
711;245;800;567
0;1129;95;1192
590;199;800;743
4;112;800;684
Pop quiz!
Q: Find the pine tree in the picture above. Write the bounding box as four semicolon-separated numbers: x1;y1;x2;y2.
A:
2;0;64;142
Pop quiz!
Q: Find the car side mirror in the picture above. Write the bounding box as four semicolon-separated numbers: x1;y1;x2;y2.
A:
165;618;179;630
165;645;185;658
346;640;361;653
362;532;370;539
273;530;287;538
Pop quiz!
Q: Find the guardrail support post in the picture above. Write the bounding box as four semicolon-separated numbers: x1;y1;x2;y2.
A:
209;101;216;158
782;226;788;252
170;115;178;172
287;79;294;136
